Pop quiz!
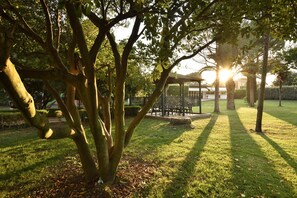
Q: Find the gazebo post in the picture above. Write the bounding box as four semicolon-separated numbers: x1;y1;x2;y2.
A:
161;90;165;116
199;80;202;114
181;83;185;116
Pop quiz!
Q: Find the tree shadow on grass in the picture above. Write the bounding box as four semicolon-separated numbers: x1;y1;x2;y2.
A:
127;118;193;157
0;128;37;149
264;110;297;127
0;154;66;191
229;111;295;197
162;115;218;197
259;133;297;174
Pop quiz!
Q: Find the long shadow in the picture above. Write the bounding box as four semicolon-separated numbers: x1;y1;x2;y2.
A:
0;154;65;191
260;133;297;173
0;129;37;149
229;110;294;197
162;115;218;197
264;110;297;127
0;154;65;181
128;118;192;156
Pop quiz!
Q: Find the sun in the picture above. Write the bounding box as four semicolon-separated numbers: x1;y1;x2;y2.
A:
219;69;232;83
200;69;232;84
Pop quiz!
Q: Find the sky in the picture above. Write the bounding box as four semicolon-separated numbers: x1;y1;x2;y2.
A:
174;58;276;86
113;23;277;86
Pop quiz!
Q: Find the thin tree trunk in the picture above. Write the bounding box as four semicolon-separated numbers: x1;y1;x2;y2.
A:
255;32;269;132
246;76;250;104
214;64;220;113
249;75;255;107
226;77;235;110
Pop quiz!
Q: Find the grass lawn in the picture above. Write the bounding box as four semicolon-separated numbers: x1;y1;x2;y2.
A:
1;100;297;197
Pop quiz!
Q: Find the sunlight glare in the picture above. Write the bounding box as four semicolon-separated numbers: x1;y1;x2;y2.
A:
220;69;231;83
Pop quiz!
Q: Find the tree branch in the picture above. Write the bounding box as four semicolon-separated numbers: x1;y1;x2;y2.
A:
106;32;121;70
169;38;217;70
122;15;142;70
0;58;74;139
65;2;93;77
18;68;80;85
40;0;53;47
0;4;45;47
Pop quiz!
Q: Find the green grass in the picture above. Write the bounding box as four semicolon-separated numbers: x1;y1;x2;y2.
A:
1;100;297;197
126;100;297;197
0;128;76;197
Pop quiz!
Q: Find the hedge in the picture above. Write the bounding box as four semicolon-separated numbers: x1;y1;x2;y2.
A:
124;106;141;117
265;86;297;100
0;111;27;129
234;89;246;99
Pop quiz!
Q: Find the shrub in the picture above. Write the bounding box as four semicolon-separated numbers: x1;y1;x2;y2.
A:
0;111;27;128
265;86;297;100
234;89;246;99
47;109;63;117
124;106;141;117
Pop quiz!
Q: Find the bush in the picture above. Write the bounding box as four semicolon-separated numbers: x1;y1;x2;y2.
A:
265;86;297;100
47;109;63;117
124;106;141;117
234;89;246;99
0;111;27;128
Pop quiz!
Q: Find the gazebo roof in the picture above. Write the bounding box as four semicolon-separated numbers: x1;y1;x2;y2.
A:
166;72;203;84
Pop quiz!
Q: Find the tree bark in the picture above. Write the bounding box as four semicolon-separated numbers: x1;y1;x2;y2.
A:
214;64;220;113
246;76;250;104
226;77;235;110
255;32;269;132
249;75;256;107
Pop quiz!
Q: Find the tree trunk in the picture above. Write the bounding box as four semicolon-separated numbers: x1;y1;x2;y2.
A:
249;75;256;107
214;64;220;113
246;76;250;104
226;77;235;110
255;32;269;132
279;80;282;107
73;134;99;181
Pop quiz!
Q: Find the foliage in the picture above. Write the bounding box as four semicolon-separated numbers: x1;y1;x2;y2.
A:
234;89;246;99
283;47;297;70
0;88;9;105
280;71;297;86
124;106;141;117
0;111;27;128
270;58;290;86
265;86;297;100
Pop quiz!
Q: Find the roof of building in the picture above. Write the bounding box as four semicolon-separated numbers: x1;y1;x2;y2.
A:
166;72;203;84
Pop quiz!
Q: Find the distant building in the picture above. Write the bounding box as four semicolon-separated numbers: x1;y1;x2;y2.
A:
235;77;247;89
186;77;247;100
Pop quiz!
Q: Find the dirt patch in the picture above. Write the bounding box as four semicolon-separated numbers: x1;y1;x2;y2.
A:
14;155;156;198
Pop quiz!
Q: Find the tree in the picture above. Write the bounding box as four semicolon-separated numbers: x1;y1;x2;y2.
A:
198;41;239;112
198;44;221;113
237;21;285;108
271;59;290;106
276;71;297;86
243;0;297;132
283;47;297;69
0;0;244;184
215;42;239;110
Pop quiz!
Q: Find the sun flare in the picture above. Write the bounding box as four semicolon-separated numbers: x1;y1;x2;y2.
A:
219;69;231;83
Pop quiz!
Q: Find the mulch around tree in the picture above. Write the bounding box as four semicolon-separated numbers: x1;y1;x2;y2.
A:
15;155;157;198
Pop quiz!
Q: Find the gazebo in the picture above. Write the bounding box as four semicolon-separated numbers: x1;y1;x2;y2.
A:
153;73;204;117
